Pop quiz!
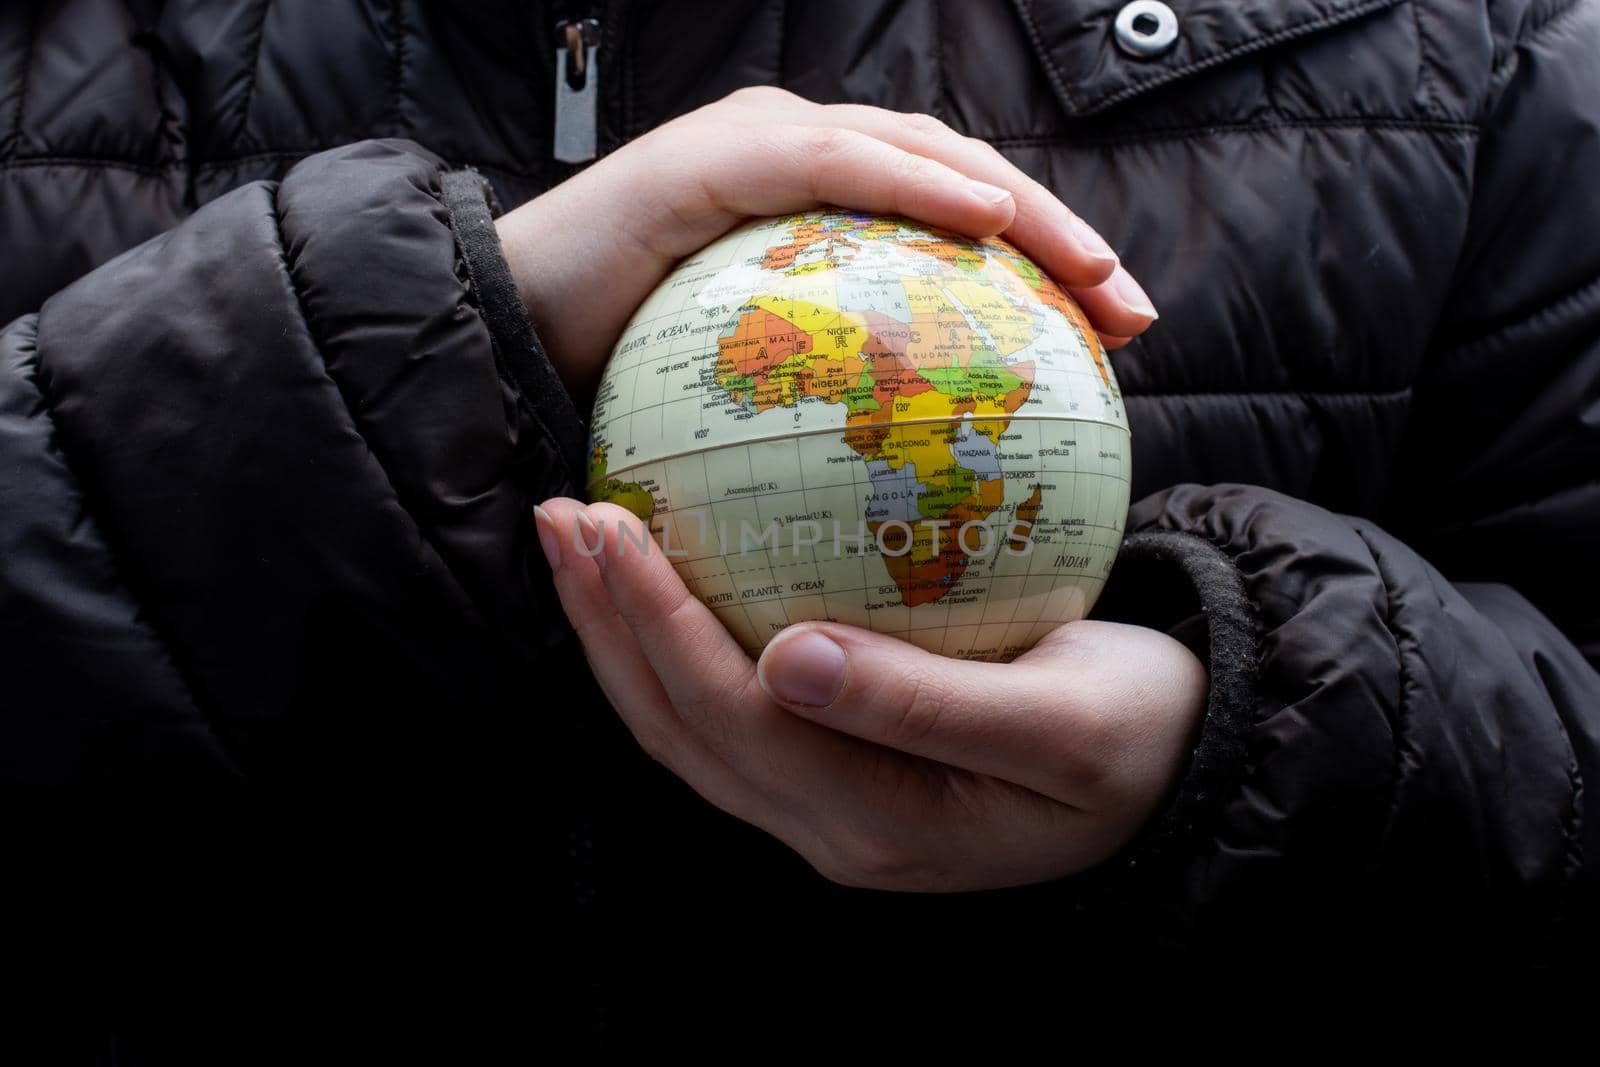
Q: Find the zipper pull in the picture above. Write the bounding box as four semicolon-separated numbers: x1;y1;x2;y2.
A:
553;18;601;164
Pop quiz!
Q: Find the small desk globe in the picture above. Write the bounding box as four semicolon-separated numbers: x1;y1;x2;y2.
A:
587;210;1131;662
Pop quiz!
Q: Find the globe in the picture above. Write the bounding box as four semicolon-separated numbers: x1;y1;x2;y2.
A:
586;210;1131;662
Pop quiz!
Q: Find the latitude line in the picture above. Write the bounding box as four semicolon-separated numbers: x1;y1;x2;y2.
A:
591;417;1132;486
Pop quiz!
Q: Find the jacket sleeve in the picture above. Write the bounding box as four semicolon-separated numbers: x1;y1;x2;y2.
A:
0;140;586;782
1088;0;1600;950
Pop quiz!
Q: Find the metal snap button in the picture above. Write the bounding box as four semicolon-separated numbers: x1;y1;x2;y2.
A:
1114;1;1179;58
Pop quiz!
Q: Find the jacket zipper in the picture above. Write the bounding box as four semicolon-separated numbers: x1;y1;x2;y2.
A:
553;17;601;163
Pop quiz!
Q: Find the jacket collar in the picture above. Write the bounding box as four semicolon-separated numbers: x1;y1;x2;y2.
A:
1010;0;1406;116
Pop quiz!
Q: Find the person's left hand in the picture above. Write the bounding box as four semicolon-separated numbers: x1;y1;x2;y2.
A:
534;498;1208;892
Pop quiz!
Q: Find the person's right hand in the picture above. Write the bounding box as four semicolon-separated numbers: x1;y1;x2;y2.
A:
495;86;1158;401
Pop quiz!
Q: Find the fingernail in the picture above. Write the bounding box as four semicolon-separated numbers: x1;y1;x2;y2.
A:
758;628;847;707
1070;216;1119;267
965;179;1014;208
1111;266;1159;320
574;510;605;567
533;504;561;570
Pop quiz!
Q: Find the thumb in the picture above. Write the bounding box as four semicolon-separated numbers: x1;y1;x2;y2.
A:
756;622;1107;806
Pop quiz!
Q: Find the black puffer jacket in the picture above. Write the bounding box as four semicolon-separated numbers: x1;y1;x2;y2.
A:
3;0;1598;992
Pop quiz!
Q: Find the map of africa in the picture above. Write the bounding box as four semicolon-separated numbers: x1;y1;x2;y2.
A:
588;211;1131;661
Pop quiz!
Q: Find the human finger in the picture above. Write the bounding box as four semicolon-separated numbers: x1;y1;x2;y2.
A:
755;621;1116;807
580;502;864;801
533;498;770;825
634;123;1019;261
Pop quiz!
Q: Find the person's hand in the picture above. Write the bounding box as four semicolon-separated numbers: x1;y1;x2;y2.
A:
496;86;1158;401
534;499;1207;892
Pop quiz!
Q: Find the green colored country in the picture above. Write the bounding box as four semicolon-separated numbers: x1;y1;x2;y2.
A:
922;346;1026;400
592;478;656;523
843;369;880;414
917;465;976;519
587;440;656;522
719;370;755;399
1006;255;1043;289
